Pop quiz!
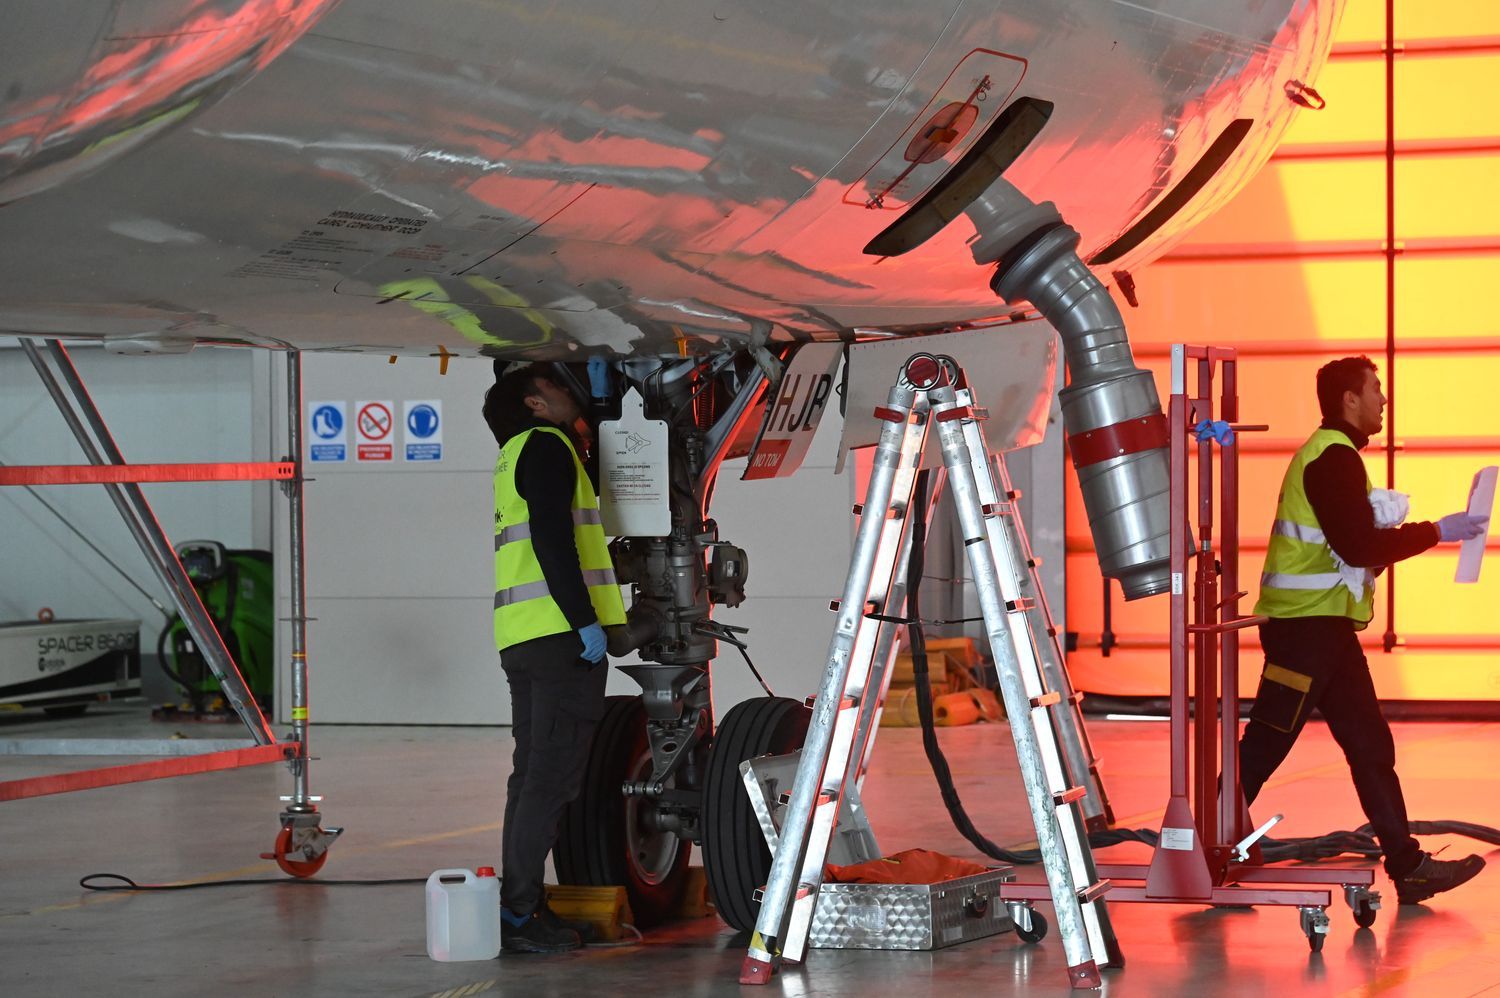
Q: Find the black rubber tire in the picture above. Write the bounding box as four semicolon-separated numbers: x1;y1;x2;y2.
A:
43;703;89;718
1353;899;1377;929
1015;909;1048;944
1307;927;1326;953
553;695;691;928
701;696;811;932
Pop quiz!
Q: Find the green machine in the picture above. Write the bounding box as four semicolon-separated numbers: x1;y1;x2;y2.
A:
157;541;274;712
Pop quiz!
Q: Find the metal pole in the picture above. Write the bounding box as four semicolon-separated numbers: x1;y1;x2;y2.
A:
285;349;313;808
1382;0;1398;653
1219;356;1243;845
21;340;274;746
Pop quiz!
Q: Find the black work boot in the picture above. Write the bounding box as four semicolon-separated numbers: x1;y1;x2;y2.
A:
540;902;598;944
1393;852;1485;905
501;906;582;953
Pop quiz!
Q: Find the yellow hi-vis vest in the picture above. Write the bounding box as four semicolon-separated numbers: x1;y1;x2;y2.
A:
1253;428;1375;628
493;426;626;651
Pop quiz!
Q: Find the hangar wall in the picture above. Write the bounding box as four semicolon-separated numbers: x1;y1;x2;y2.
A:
1064;1;1500;705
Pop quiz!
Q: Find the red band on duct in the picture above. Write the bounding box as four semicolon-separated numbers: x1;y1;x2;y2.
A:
1067;412;1169;468
0;462;296;486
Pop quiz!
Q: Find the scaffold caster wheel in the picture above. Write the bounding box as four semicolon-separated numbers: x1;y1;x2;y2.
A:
264;823;329;878
1298;906;1329;953
1344;885;1381;929
1013;907;1048;944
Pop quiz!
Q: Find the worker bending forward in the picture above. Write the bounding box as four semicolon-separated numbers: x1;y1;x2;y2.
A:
1243;356;1488;904
484;362;625;952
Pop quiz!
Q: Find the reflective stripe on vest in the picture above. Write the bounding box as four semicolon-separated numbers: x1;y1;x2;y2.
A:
492;426;627;651
494;508;603;549
1253;428;1375;626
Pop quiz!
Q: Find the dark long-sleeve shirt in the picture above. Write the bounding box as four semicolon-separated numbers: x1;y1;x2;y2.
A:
513;419;595;630
1303;418;1439;568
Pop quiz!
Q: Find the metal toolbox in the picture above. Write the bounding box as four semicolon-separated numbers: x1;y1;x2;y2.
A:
809;868;1015;951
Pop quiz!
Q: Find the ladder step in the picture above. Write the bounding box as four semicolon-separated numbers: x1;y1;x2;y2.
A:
1030;691;1062;709
1005;597;1036;612
1078;879;1112;904
803;694;859;710
981;502;1015;518
1052;786;1088;806
778;789;840;806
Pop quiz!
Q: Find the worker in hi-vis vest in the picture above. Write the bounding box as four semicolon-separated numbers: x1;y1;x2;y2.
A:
1242;355;1488;905
482;359;625;953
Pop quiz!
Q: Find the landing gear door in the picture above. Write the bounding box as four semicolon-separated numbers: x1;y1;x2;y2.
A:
741;342;843;481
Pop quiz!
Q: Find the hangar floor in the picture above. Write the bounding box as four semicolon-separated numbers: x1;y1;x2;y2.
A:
4;704;1498;997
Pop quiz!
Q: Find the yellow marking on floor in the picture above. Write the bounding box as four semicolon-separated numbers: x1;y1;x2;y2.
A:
1338;929;1500;997
429;981;497;998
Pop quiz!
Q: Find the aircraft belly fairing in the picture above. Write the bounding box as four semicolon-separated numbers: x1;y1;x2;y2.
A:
0;0;1341;358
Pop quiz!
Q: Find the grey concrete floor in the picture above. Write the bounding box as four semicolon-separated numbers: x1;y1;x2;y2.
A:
3;702;1499;997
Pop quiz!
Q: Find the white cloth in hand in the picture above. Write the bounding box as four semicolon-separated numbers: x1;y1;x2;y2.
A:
1333;488;1410;602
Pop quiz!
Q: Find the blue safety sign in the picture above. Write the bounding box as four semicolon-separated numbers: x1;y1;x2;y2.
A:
404;400;443;462
308;401;347;462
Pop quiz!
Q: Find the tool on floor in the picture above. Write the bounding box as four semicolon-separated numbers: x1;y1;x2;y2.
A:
739;353;1118;990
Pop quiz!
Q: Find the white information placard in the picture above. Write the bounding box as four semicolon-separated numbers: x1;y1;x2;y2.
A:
1456;465;1497;584
599;388;670;537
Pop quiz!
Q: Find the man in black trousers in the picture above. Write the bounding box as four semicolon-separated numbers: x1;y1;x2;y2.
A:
1244;355;1488;904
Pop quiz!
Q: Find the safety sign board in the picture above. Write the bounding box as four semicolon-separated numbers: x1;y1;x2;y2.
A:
743;342;842;481
308;401;347;463
355;400;394;462
404;400;443;462
599;388;669;536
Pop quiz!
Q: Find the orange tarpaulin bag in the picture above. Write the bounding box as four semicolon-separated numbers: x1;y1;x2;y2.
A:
825;847;991;885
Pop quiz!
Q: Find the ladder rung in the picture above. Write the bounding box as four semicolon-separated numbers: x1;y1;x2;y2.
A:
753;887;765;902
1078;879;1112;904
873;405;905;423
1030;691;1062;709
1027;556;1041;569
981;502;1015;518
1052;786;1088;806
1005;598;1036;612
795;883;816;900
852;503;864;516
779;788;841;807
803;693;859;710
1066;691;1085;705
1007;488;1022;501
936;406;974;423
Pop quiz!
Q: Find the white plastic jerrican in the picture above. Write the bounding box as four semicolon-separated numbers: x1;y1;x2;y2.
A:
426;868;501;961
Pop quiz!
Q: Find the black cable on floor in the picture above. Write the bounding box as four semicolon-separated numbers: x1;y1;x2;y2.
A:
81;873;427;891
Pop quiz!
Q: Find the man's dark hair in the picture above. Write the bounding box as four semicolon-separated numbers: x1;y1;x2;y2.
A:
483;363;557;446
1316;355;1377;422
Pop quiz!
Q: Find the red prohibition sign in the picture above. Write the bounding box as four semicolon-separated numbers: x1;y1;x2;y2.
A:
358;403;392;441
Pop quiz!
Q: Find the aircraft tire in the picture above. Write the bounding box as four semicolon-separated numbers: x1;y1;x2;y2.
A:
701;695;811;933
553;694;691;928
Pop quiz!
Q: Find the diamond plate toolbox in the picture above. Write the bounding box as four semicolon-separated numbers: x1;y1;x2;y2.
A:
809;868;1015;950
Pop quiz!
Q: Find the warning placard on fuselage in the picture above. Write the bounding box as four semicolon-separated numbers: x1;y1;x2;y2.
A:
599;388;669;536
743;343;841;481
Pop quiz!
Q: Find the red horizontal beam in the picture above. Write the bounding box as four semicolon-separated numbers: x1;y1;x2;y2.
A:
1067;634;1500;653
1135;338;1500;359
1331;35;1500;59
1158;237;1500;265
0;462;295;486
0;743;293;802
1273;136;1500;162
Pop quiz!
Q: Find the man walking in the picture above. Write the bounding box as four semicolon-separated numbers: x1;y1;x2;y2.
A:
1242;355;1488;904
483;361;625;951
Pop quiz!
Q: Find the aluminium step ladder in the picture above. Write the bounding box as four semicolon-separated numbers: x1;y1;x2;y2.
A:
739;353;1119;991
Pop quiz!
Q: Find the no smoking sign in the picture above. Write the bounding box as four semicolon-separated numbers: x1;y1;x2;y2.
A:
355;400;394;462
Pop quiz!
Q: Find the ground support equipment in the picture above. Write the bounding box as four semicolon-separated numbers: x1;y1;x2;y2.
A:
1053;344;1377;951
739;353;1118;990
0;343;340;877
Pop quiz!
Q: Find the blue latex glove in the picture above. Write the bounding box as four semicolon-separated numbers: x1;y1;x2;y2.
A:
578;621;607;663
1194;419;1235;446
587;356;611;399
1436;511;1489;542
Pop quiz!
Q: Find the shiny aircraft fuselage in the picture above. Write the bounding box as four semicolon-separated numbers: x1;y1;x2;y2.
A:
0;0;1341;359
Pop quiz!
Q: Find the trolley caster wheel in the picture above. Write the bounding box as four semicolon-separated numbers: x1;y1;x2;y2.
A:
261;821;339;878
1298;906;1329;953
1344;885;1381;929
1012;906;1048;944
